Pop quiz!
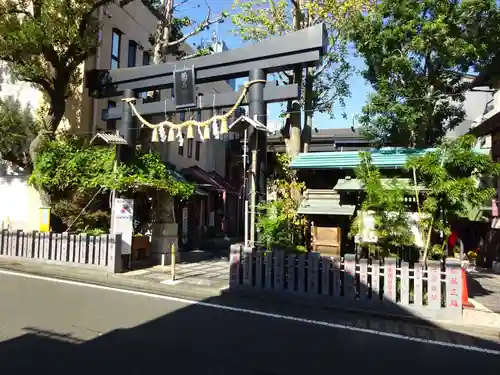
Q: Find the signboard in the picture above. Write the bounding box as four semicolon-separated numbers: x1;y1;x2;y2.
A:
39;207;50;233
111;198;134;255
354;211;425;246
173;66;196;109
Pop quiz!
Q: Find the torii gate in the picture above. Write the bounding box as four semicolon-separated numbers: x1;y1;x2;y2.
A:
86;23;326;247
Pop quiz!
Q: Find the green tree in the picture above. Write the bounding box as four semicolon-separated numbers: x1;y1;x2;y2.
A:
29;137;193;231
407;135;500;261
150;0;228;64
0;96;38;169
257;153;307;252
233;0;372;156
348;0;500;148
351;152;415;259
0;0;228;160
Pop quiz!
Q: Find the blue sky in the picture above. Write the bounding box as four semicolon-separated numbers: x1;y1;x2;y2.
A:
177;0;372;129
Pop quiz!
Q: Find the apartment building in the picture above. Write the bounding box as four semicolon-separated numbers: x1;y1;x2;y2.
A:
0;1;238;246
463;63;500;265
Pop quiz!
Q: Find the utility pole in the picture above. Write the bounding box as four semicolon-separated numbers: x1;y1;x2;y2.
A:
248;69;266;247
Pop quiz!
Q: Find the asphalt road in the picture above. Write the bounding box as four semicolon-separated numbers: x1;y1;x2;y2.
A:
0;271;499;375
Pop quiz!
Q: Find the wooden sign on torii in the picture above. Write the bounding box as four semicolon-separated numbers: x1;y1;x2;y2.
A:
85;23;326;246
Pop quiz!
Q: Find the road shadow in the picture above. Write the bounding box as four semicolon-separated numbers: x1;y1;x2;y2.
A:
467;273;494;298
1;265;500;374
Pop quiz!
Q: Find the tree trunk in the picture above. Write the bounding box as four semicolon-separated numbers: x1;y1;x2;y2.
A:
153;0;173;64
47;94;66;134
286;0;304;159
288;97;302;158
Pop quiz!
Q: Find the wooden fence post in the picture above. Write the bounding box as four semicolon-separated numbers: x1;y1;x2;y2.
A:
359;258;368;300
242;247;253;286
0;230;5;255
307;252;320;295
445;258;462;313
371;259;380;301
384;257;397;303
274;249;285;291
255;250;263;289
229;244;241;288
99;235;108;266
286;254;296;292
297;254;306;295
332;256;341;297
321;257;331;296
265;251;273;289
427;260;441;309
107;234;122;273
413;262;423;307
41;232;51;260
344;254;356;299
400;261;410;305
88;235;96;265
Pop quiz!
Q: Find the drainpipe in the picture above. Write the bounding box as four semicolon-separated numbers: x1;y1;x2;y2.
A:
91;6;104;135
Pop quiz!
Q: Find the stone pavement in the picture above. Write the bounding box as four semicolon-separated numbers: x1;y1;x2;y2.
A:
467;268;500;313
123;259;229;289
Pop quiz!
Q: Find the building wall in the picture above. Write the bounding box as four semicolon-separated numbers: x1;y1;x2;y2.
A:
447;75;493;142
0;1;233;178
163;109;230;177
0;1;158;136
151;42;234;177
86;1;160;135
0;162;43;232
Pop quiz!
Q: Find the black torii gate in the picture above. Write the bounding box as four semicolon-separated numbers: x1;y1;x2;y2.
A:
86;23;326;246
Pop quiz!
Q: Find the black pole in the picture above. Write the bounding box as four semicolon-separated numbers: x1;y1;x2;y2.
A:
248;69;267;245
116;89;136;271
118;88;136;165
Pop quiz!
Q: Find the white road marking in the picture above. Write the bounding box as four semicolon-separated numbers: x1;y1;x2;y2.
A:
0;268;499;356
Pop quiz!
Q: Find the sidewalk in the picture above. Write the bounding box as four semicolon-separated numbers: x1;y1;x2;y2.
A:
467;268;500;313
0;259;226;301
0;258;499;340
123;259;229;288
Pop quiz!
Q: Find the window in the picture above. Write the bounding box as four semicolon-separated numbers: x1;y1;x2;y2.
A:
180;111;185;121
178;137;184;156
128;40;137;67
111;29;122;69
195;141;201;161
142;51;151;66
196;110;202;122
107;101;117;131
187;139;193;158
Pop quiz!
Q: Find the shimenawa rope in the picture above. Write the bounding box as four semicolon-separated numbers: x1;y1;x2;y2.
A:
121;79;266;141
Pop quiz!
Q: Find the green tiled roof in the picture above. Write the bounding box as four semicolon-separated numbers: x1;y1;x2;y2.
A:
334;178;428;192
290;148;435;170
297;189;356;216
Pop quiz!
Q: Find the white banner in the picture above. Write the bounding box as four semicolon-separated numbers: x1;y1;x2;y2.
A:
111;198;134;255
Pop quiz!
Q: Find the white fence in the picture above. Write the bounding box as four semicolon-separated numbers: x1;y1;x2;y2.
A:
229;247;463;321
0;230;122;273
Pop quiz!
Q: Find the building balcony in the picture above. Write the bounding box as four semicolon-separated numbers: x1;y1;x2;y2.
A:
470;97;500;137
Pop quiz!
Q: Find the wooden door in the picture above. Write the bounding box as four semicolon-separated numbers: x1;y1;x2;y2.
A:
311;226;341;256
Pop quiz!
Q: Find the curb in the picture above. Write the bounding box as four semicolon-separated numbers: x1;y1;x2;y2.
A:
1;263;499;340
0;263;223;302
222;289;500;340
